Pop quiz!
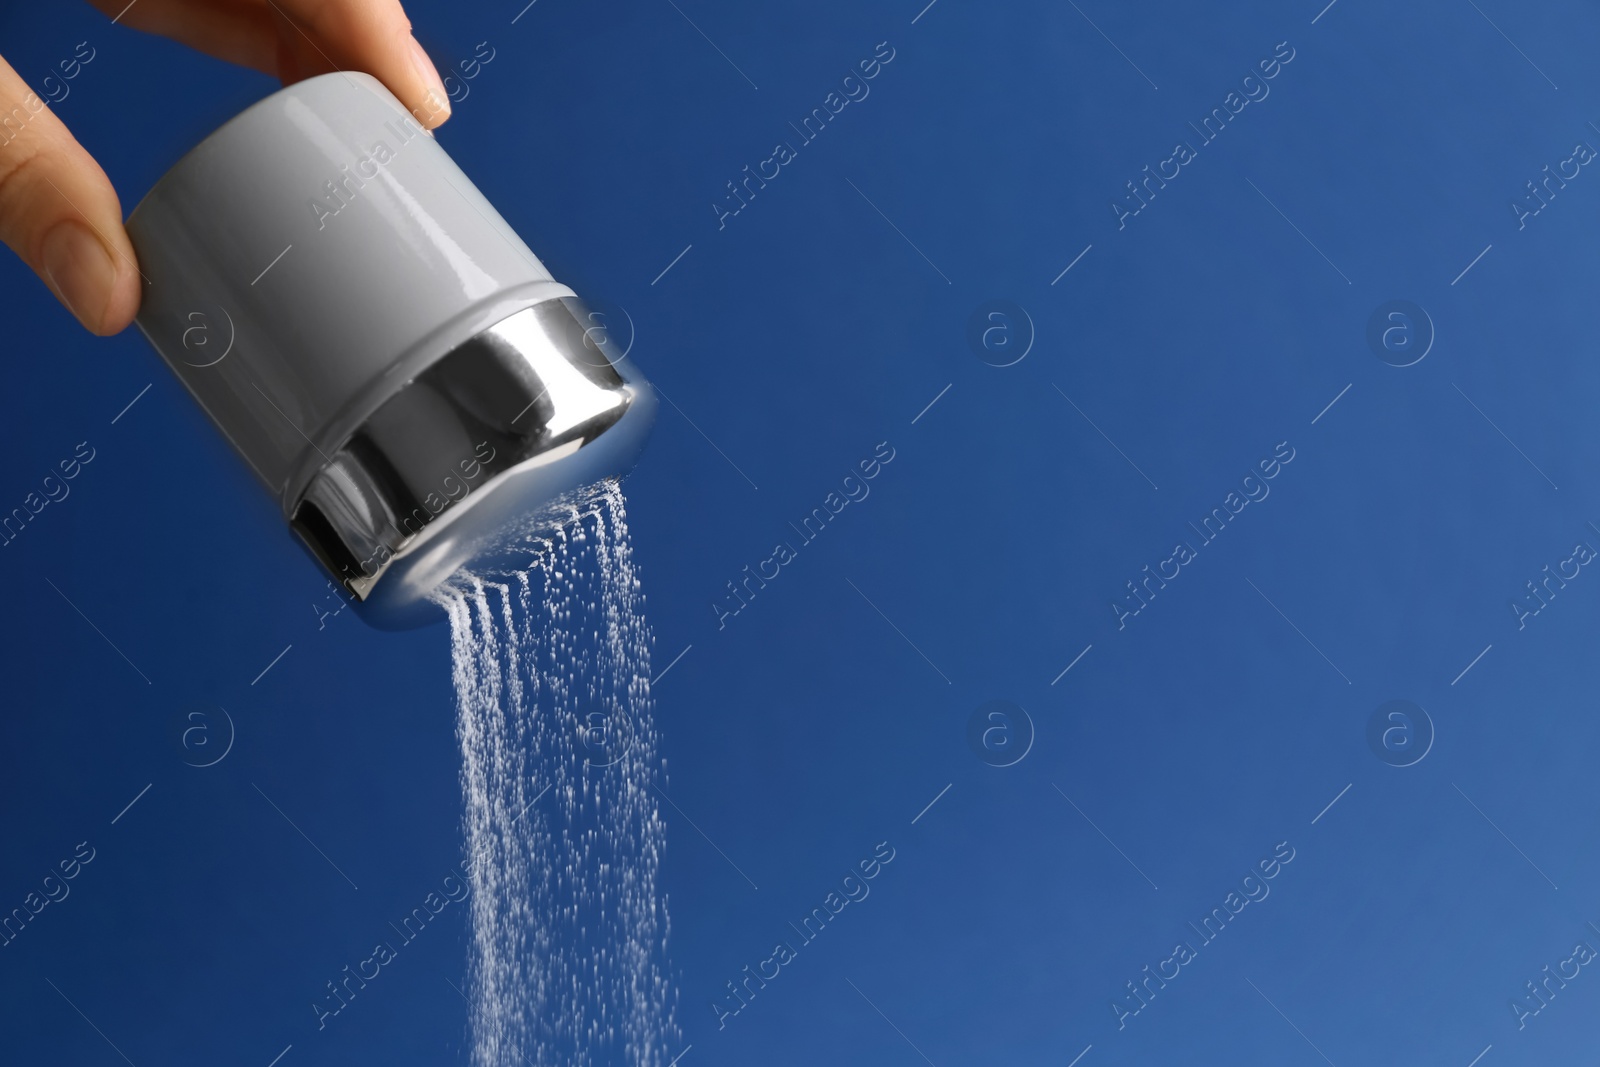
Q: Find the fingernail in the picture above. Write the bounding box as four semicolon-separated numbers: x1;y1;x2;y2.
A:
408;36;452;127
41;221;115;331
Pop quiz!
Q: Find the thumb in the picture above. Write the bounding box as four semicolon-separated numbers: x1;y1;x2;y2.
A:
0;56;140;335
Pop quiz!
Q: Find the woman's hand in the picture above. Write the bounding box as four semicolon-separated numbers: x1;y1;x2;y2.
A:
0;0;451;335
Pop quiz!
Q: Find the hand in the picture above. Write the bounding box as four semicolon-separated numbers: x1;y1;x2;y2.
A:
0;0;453;336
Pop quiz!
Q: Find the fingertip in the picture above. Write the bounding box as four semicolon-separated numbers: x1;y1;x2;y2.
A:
269;3;454;129
405;35;452;129
39;221;140;336
39;221;108;334
95;263;143;336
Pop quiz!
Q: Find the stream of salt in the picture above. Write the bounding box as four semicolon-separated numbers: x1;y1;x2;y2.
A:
440;481;678;1066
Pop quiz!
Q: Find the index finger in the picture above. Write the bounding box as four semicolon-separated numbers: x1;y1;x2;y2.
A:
90;0;451;129
264;0;451;127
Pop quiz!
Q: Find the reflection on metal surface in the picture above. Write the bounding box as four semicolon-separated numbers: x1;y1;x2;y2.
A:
290;297;656;628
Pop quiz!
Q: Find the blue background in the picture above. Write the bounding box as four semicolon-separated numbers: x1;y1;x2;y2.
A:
3;0;1599;1064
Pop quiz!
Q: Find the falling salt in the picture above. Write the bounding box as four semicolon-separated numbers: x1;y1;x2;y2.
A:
439;481;678;1066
